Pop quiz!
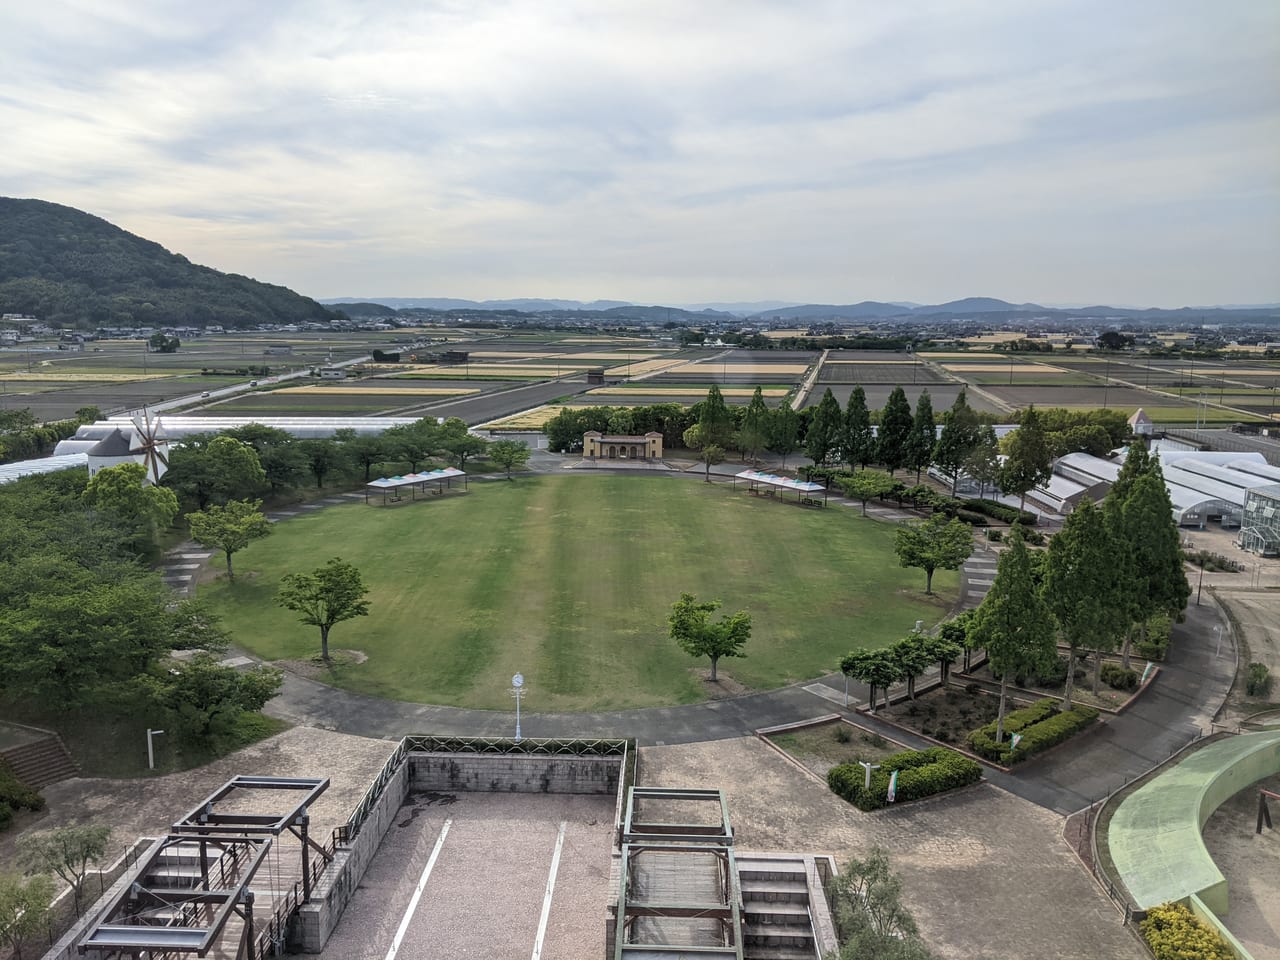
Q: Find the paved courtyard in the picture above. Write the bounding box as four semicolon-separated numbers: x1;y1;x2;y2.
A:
639;737;1145;960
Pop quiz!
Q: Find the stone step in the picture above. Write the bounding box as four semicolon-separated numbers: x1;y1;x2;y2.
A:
739;878;809;903
743;947;817;960
738;859;808;883
743;921;814;948
1;736;79;787
742;901;811;925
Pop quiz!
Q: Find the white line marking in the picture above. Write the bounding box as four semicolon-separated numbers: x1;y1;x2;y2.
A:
969;578;994;587
803;682;849;706
176;553;213;560
384;819;452;960
170;563;201;569
531;822;567;960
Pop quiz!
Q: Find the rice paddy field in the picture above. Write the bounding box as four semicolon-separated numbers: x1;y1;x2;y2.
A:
201;474;958;711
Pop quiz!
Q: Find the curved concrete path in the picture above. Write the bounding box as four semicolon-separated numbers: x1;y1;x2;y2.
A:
163;462;1236;815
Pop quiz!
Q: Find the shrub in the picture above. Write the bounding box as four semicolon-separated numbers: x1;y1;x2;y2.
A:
955;509;989;526
985;528;1003;542
0;801;12;830
1140;902;1234;960
1246;663;1272;697
828;747;982;811
967;697;1100;764
1136;614;1172;660
1101;663;1139;691
962;498;1037;526
1022;528;1046;546
0;761;44;822
834;725;853;744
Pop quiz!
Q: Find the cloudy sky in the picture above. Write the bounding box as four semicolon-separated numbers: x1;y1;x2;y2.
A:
2;0;1277;307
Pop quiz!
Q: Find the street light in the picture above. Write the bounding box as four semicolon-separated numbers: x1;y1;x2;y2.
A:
147;728;165;770
510;672;525;742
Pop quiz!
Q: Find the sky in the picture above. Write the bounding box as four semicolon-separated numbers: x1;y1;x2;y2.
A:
2;0;1278;308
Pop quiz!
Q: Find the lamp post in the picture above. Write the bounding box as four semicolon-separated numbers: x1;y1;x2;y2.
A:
510;673;525;742
147;728;165;770
1196;559;1205;606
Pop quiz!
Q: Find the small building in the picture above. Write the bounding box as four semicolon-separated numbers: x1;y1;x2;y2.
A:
264;344;293;355
1239;485;1280;556
583;431;663;461
1128;408;1155;437
319;367;347;380
85;428;137;477
586;367;606;385
442;350;470;364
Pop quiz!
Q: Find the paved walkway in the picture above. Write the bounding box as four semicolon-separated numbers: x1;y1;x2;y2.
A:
162;463;1235;817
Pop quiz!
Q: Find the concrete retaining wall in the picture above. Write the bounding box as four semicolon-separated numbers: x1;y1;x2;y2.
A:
295;758;411;953
410;751;621;794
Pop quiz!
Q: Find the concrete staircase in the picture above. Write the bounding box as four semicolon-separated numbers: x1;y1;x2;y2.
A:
1;734;79;788
737;855;838;960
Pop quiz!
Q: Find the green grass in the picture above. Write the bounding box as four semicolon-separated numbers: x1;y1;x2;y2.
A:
202;476;957;711
1137;405;1266;424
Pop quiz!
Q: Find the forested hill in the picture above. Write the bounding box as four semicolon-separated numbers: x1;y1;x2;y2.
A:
0;198;338;329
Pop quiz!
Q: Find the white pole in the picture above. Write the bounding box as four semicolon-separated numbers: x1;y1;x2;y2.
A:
147;729;164;770
843;674;849;708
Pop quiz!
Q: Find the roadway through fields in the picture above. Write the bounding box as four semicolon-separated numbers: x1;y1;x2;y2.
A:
318;792;614;960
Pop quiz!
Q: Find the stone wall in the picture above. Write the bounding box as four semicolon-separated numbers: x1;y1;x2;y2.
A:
294;758;411;953
409;751;621;794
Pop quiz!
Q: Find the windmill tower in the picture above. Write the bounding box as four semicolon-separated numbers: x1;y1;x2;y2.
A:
130;409;170;485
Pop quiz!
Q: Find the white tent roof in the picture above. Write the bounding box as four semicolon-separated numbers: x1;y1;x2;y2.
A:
366;468;466;490
735;470;825;493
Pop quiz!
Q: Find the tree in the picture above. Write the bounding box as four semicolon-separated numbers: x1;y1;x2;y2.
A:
964;425;1001;500
82;462;179;548
739;387;770;463
768;399;801;467
136;653;282;746
148;331;179;352
967;531;1055;742
932;390;980;495
1000;406;1053;512
1108;442;1151;505
695;385;735;450
805;388;843;466
1096;331;1134;351
876;386;914;475
0;872;54;960
894;513;973;595
891;633;935;700
225;424;308;494
917;630;963;690
188;499;272;581
668;592;750;682
839;649;902;712
435;418;489;469
336;430;388;482
840;470;896;516
16;825;111;916
488;439;531;478
299;438;344;489
276;558;371;661
904;389;935;481
1046;499;1125;709
841;386;875;469
382;419;439;472
828;849;938;960
163;435;266;508
683;425;724;481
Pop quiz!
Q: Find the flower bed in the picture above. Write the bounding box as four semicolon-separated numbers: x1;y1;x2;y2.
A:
967;697;1100;764
827;746;982;811
1140;902;1234;960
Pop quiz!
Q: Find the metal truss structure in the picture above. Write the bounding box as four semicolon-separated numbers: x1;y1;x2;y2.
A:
78;776;330;959
613;787;743;960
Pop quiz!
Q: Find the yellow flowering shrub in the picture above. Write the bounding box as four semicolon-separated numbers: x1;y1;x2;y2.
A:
1140;902;1234;960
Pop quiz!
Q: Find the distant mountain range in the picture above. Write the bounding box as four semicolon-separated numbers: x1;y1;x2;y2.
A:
325;294;1279;324
0;198;337;328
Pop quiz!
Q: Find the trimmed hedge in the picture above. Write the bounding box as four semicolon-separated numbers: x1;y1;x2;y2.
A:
967;697;1100;764
0;759;44;829
1101;663;1139;691
827;746;982;811
1140;902;1234;960
962;498;1037;526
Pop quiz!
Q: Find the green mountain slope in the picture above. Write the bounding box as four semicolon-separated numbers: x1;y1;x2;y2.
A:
0;197;338;329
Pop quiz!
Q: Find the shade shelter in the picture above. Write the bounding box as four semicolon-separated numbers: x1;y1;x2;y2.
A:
733;469;828;507
365;467;468;504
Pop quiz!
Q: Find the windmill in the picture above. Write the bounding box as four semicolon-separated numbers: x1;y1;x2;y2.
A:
130;408;169;485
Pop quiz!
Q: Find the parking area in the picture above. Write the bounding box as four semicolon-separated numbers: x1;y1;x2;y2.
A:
314;791;615;959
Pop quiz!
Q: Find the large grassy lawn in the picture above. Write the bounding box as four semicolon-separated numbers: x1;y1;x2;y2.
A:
202;476;958;711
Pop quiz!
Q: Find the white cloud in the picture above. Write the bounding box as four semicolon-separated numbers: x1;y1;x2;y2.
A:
0;0;1276;305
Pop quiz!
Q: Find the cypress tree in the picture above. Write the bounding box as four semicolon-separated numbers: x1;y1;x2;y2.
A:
904;389;936;481
842;386;874;469
877;386;914;475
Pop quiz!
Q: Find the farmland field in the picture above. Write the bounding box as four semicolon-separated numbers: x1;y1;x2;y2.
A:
201;475;957;711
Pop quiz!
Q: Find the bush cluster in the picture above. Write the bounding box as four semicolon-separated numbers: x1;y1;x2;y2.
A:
827;746;982;811
1101;663;1139;691
962;498;1037;526
1246;663;1272;697
967;697;1100;764
1140;902;1234;960
0;760;45;830
991;654;1083;690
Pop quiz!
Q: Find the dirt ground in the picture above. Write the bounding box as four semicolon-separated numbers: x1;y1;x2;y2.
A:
640;736;1144;960
0;728;397;877
1216;589;1280;724
1201;772;1280;960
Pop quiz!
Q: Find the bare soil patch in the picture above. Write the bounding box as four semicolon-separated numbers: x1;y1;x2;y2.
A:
1201;771;1280;959
766;720;905;778
875;685;1002;746
690;669;751;698
274;649;369;679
